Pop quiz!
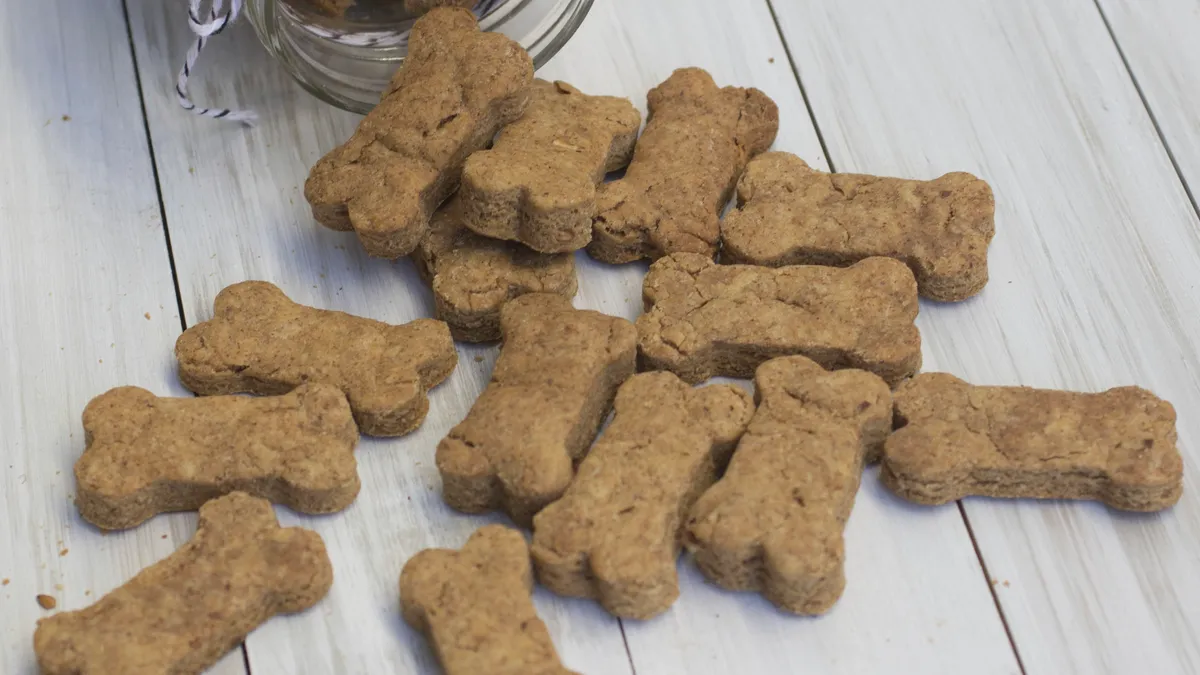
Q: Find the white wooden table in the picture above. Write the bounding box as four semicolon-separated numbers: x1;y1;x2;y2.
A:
2;0;1198;673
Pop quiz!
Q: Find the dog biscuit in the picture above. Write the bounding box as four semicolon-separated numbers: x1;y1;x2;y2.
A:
401;525;578;675
414;196;578;342
531;372;753;619
35;492;332;675
588;67;778;263
176;281;456;437
721;152;996;302
685;356;892;614
459;79;641;253
75;384;359;530
305;8;533;258
882;373;1183;511
638;253;921;385
437;293;636;526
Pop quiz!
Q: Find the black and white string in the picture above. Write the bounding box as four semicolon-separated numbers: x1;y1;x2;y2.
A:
176;0;257;125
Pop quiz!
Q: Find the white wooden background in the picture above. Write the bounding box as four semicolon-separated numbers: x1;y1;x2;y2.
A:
1;0;1197;673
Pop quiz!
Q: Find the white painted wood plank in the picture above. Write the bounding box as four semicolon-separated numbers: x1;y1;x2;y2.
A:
124;0;1018;672
772;1;1200;673
1097;0;1200;209
0;2;242;674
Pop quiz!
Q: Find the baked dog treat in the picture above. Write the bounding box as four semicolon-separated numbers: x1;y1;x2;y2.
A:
176;281;456;437
304;8;533;258
436;293;636;526
531;372;753;619
588;67;779;263
883;373;1183;511
459;79;641;253
35;492;332;675
414;196;578;342
400;525;579;675
75;384;359;530
638;253;921;385
721;152;996;302
685;356;892;614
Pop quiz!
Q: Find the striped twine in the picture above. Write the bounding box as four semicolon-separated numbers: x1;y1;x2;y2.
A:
176;0;257;125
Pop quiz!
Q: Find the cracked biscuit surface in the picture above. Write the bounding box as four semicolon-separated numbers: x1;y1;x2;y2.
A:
722;151;996;301
883;373;1183;511
638;253;921;385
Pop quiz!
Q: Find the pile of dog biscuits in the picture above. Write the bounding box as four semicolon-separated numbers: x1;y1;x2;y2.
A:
32;7;1184;675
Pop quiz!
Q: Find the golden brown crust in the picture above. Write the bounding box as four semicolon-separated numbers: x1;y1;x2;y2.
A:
685;356;892;615
35;493;332;675
175;281;457;437
400;526;579;675
882;373;1183;511
304;8;533;258
721;152;996;302
460;80;641;253
637;253;922;386
588;68;779;263
414;196;578;342
75;384;360;530
531;372;753;619
436;293;637;526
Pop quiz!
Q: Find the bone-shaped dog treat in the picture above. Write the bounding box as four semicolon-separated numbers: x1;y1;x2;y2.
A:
75;384;359;530
721;152;996;302
400;525;579;675
35;492;332;675
304;8;533;258
437;293;636;526
638;253;921;386
685;356;892;614
459;79;641;253
176;281;456;437
414;196;578;342
588;67;779;264
882;373;1183;511
531;372;753;619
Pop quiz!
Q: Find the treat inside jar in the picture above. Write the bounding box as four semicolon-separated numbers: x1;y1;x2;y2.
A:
296;0;477;20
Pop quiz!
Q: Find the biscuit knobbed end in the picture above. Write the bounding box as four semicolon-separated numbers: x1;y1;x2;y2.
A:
400;525;580;675
882;373;1183;511
304;7;534;258
75;383;360;530
460;79;642;253
35;493;332;675
684;356;891;615
723;151;996;301
589;67;779;264
176;280;457;437
531;372;754;619
414;196;578;342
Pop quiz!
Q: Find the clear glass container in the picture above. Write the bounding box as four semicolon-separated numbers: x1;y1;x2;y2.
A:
245;0;593;114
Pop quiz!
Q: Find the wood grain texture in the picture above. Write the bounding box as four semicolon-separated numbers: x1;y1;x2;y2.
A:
772;0;1200;672
1096;0;1200;210
0;1;243;674
122;0;1021;672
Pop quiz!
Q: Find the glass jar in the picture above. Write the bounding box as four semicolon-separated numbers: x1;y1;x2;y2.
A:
245;0;593;114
